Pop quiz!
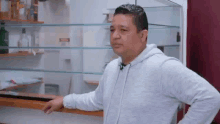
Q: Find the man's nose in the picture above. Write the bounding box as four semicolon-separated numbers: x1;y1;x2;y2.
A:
112;30;120;39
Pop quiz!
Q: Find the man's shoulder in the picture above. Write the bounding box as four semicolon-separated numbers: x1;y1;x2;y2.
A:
145;53;177;65
143;54;183;70
104;58;119;72
107;58;119;67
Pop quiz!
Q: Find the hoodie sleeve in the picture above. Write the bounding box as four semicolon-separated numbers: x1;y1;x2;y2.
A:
63;74;105;111
160;59;220;124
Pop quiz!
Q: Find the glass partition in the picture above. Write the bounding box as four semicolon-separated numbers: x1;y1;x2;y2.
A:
0;0;182;98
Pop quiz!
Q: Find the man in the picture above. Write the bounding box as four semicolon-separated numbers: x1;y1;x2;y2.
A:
43;4;220;124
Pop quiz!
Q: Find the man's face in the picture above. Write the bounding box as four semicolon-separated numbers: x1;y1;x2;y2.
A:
110;14;143;56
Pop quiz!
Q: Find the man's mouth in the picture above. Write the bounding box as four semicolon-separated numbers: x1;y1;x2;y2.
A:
112;44;122;48
114;45;121;47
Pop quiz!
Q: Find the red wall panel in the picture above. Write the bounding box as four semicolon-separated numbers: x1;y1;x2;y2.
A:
187;0;220;89
187;0;220;123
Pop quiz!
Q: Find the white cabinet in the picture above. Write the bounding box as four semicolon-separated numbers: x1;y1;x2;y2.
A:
0;0;187;95
164;46;180;59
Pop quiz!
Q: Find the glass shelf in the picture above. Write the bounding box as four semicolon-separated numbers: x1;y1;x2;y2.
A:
107;6;180;12
142;6;180;8
0;45;180;50
0;0;182;97
157;44;179;47
0;67;103;75
8;45;179;48
0;46;112;50
0;48;115;75
1;23;111;27
149;23;179;28
0;23;180;29
107;5;181;10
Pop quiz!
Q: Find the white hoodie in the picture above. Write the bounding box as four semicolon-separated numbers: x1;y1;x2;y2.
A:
63;44;220;124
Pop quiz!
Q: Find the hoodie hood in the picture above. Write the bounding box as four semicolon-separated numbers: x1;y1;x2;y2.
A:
118;44;164;66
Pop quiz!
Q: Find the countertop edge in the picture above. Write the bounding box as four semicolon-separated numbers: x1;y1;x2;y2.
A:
0;97;103;117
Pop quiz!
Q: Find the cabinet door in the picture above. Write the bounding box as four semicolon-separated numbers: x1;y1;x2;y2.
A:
164;46;179;59
137;0;185;7
107;0;135;9
137;0;177;7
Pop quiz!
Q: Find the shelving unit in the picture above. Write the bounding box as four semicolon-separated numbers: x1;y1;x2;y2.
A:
0;1;189;123
0;0;184;95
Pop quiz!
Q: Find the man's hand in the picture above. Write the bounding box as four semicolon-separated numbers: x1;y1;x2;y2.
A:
42;96;64;114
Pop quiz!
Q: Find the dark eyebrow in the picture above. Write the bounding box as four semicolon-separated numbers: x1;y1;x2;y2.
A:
120;25;128;28
110;25;128;29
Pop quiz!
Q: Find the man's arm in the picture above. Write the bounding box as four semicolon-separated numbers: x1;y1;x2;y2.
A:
43;74;105;114
63;75;104;111
160;59;220;124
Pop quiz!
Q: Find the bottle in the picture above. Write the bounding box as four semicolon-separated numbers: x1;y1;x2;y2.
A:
19;0;27;20
0;23;9;54
30;29;38;55
33;30;39;53
11;0;18;19
26;0;32;20
177;32;180;42
29;0;35;21
29;5;34;20
18;28;30;53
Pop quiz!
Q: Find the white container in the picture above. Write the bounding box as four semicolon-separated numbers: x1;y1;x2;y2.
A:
17;28;30;53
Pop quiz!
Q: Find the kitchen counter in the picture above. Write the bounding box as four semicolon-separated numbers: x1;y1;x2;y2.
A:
0;91;103;117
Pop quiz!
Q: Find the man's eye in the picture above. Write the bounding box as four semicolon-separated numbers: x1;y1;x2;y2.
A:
121;29;127;32
110;29;115;32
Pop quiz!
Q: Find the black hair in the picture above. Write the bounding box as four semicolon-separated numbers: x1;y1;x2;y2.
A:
114;4;148;32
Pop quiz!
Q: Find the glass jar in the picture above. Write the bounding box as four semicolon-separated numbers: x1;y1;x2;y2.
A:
0;0;11;19
17;28;30;53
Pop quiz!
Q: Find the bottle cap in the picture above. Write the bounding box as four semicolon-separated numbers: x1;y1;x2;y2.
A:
22;28;26;33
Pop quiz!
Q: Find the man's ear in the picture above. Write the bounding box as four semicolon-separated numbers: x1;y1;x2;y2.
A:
142;29;148;42
139;29;148;43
